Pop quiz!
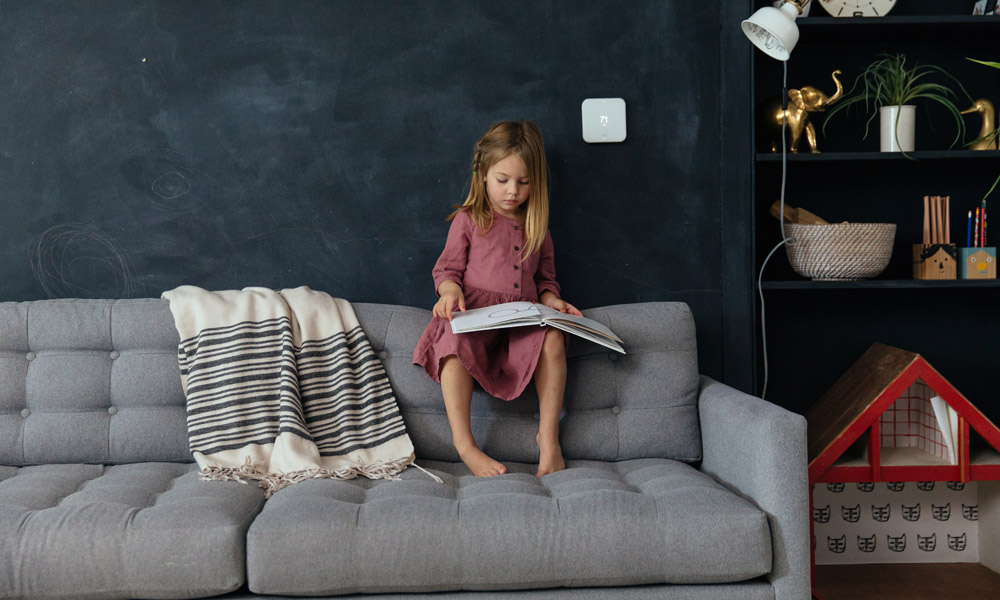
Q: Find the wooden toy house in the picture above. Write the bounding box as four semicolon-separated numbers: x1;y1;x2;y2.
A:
806;343;1000;598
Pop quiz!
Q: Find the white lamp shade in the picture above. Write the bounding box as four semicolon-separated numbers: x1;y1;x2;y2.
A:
741;3;801;61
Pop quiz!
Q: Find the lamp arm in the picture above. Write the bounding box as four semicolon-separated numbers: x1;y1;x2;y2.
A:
784;0;811;15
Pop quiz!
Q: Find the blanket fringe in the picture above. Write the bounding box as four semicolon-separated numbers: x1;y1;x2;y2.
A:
200;456;441;498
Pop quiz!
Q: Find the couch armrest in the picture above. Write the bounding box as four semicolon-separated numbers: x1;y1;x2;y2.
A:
698;376;810;600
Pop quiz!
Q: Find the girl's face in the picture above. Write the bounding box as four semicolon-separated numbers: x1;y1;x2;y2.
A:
484;154;530;220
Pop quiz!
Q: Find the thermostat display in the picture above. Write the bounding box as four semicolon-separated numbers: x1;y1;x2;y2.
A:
581;98;627;143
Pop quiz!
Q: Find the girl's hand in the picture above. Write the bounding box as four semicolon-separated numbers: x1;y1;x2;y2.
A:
433;281;466;320
541;293;583;317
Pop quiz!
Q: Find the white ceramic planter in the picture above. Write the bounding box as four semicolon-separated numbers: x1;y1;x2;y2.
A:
880;105;916;152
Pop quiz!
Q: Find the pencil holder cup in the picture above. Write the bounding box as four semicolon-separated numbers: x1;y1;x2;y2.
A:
959;247;997;279
912;244;957;280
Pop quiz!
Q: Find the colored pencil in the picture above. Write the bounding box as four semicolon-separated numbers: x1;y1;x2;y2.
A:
975;207;981;248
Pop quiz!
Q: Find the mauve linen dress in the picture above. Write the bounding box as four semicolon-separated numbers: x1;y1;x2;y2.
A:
412;208;561;401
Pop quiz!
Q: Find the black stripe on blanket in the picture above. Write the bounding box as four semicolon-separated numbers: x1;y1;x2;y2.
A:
179;318;407;458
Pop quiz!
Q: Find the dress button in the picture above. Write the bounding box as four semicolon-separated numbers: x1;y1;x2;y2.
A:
21;408;30;418
108;406;118;416
514;245;519;251
378;350;388;360
514;265;519;270
109;351;120;360
514;225;520;230
25;352;35;361
513;283;519;289
611;406;622;415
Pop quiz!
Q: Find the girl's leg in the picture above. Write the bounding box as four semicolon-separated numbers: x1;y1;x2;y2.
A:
534;328;567;477
440;356;506;476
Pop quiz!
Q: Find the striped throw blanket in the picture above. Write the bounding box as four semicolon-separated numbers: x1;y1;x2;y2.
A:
162;285;422;496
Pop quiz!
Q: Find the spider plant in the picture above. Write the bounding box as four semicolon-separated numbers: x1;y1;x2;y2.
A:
967;58;1000;200
822;53;970;151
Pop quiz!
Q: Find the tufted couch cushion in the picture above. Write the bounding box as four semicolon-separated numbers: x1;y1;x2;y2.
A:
0;462;265;599
354;301;702;464
0;298;701;466
245;458;770;595
0;299;189;465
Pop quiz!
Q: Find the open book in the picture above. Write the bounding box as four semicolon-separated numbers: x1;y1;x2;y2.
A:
450;301;625;354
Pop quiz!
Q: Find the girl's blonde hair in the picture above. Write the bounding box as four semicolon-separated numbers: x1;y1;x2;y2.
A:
448;120;550;260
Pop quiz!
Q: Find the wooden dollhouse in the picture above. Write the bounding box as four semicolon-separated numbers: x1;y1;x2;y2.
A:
806;343;1000;598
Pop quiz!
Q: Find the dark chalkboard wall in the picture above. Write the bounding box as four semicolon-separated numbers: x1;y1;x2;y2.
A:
0;1;728;379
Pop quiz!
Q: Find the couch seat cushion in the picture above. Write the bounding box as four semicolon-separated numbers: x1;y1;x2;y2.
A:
0;462;266;599
246;458;771;596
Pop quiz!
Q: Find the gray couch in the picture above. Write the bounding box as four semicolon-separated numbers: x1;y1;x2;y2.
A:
0;298;809;600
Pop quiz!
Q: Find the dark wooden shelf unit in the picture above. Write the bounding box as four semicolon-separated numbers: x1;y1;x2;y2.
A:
756;150;1000;162
760;279;1000;290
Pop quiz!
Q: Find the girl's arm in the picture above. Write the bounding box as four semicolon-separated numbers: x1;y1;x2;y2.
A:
533;231;561;300
536;232;582;316
432;211;472;293
431;211;472;320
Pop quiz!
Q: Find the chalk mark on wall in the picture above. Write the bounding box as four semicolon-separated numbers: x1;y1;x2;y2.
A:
131;148;245;214
151;170;192;200
30;223;138;299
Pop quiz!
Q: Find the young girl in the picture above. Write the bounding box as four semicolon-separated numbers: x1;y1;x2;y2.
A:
412;120;581;478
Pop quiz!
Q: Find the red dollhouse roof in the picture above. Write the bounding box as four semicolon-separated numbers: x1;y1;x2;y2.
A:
806;343;1000;484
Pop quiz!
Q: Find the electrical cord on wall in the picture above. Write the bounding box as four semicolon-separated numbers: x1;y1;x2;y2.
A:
757;60;796;399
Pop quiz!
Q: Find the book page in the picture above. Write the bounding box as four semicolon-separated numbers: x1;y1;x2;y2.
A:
930;395;957;465
535;306;624;343
450;302;541;333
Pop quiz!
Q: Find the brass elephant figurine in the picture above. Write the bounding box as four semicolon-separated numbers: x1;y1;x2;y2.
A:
759;70;844;153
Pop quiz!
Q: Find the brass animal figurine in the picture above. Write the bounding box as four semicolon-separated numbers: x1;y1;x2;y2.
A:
961;98;997;150
759;69;844;153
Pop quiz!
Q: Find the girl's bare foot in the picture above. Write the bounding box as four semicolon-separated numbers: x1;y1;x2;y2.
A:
536;433;566;477
457;444;507;477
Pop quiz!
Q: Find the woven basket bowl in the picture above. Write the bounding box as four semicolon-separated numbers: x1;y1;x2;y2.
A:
785;222;897;281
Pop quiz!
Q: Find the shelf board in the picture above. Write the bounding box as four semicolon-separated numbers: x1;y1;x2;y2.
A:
756;150;1000;162
971;447;1000;466
830;446;954;469
760;279;1000;290
796;15;1000;41
880;446;952;467
801;15;999;26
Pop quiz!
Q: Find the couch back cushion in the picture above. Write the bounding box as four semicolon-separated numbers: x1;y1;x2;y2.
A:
0;299;700;466
0;299;189;465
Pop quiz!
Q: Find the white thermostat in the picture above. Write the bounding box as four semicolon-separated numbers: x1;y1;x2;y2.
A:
581;98;627;143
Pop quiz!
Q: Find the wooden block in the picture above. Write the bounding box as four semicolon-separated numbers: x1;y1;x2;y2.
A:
959;247;997;279
913;244;957;280
769;200;829;225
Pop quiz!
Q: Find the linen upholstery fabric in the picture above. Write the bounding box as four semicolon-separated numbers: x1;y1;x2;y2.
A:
359;301;702;464
0;462;265;599
0;297;807;599
699;377;811;600
0;298;190;465
246;458;770;595
1;299;700;467
223;584;775;600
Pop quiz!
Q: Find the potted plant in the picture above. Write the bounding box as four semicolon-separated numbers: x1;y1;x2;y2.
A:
967;58;1000;200
823;53;970;153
